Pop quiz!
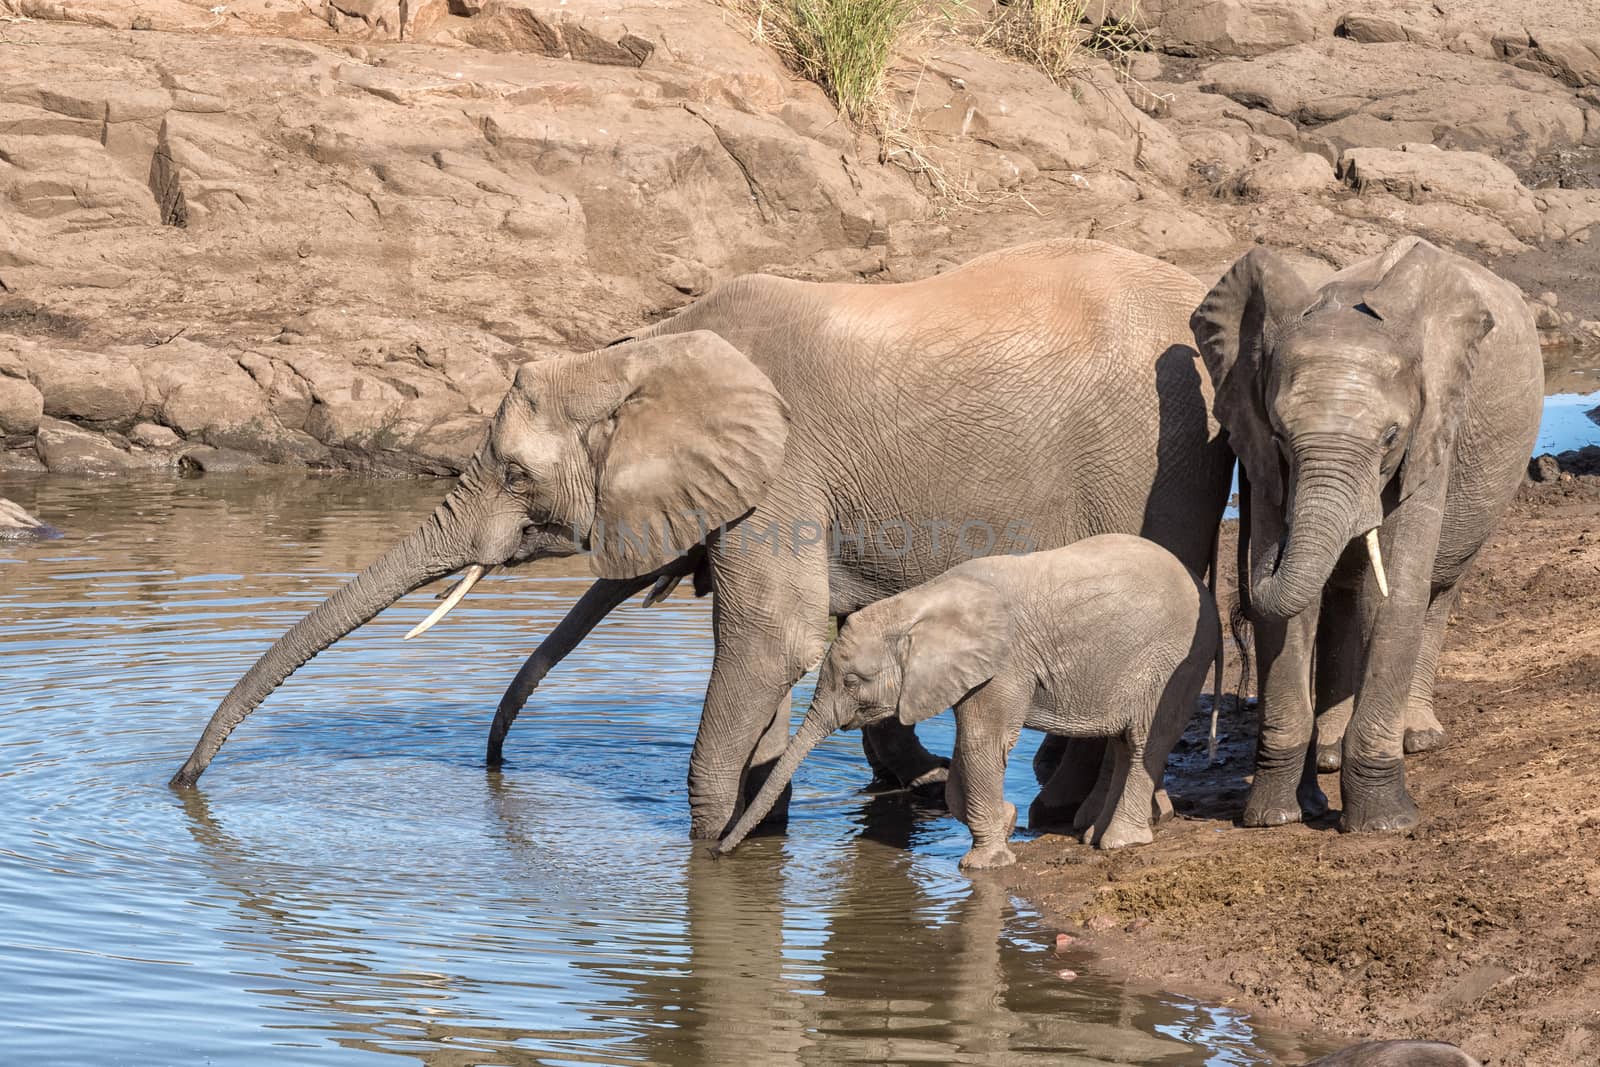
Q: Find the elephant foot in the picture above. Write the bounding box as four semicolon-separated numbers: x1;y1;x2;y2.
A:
1151;789;1174;825
1403;726;1447;755
1340;789;1419;833
959;844;1017;869
1315;743;1343;773
1339;762;1419;833
1094;822;1154;851
1027;797;1080;834
1242;801;1303;828
1242;768;1307;828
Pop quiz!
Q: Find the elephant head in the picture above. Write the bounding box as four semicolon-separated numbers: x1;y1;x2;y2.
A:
713;576;1009;854
170;330;788;787
1191;238;1496;620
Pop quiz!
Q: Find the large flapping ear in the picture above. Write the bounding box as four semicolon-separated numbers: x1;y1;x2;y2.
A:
583;331;789;578
894;576;1011;726
1359;240;1495;499
1190;248;1319;509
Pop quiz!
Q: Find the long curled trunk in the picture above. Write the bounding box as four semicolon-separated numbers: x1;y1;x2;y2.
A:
713;705;841;855
1250;447;1369;621
170;508;469;787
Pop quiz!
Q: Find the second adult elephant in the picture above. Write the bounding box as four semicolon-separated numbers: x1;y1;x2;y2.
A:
171;238;1233;841
1192;237;1542;832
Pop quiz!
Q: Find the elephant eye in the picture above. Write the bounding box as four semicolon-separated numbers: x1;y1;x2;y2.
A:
1382;425;1400;448
505;464;536;494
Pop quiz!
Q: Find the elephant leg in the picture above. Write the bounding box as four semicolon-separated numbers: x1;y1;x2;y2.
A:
1070;744;1118;835
1340;506;1442;833
1032;733;1068;786
945;748;969;826
1313;573;1363;775
486;575;657;766
1402;582;1461;755
1245;607;1326;827
951;684;1026;870
1029;736;1107;829
859;719;950;795
1080;738;1132;847
1098;723;1169;851
686;537;831;840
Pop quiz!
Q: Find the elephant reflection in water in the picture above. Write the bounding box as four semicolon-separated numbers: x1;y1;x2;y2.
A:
178;783;1328;1066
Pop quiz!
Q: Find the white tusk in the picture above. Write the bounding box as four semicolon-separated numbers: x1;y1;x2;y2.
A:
1364;529;1389;598
405;564;490;640
641;572;683;608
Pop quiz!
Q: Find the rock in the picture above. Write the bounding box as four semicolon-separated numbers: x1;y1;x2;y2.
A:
1537;188;1600;241
0;497;63;539
1233;152;1335;197
34;417;168;475
138;341;277;445
178;445;267;473
21;347;146;425
1339;143;1543;238
1201;39;1587;167
1336;15;1412;45
128;422;181;448
1094;0;1324;59
1497;33;1600;89
0;375;45;435
0;450;48;473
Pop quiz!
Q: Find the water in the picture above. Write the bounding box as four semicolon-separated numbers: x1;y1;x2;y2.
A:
0;476;1336;1066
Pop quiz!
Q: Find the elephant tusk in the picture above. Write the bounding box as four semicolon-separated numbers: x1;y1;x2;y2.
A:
640;572;683;608
405;564;490;639
1364;529;1389;598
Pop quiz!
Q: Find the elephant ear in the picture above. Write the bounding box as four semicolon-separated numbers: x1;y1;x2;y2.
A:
894;577;1011;726
1360;240;1495;500
1190;248;1319;509
585;331;789;578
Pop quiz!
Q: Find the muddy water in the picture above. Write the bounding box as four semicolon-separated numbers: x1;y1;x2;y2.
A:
0;477;1345;1066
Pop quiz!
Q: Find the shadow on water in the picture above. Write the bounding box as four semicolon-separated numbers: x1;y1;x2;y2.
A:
0;476;1341;1065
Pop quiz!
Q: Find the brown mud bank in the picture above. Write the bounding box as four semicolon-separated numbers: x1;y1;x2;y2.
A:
1002;473;1600;1067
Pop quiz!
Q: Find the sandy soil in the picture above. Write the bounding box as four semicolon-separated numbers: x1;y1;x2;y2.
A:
1004;474;1600;1066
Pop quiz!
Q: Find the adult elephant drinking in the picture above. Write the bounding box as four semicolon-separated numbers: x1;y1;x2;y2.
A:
170;238;1233;841
1192;237;1542;832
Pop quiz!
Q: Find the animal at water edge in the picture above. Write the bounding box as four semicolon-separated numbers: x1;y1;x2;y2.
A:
0;498;62;540
169;238;1233;842
715;534;1220;869
1301;1040;1481;1066
1192;236;1543;833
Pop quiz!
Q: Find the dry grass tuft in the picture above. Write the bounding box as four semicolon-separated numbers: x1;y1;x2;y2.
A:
984;0;1149;85
730;0;922;122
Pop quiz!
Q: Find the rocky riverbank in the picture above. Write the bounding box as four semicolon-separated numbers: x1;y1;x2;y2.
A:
2;0;1598;476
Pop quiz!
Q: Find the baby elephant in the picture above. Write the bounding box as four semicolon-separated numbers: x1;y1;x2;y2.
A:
715;534;1219;869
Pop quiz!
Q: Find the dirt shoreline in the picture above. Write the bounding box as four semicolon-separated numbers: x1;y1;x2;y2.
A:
1000;474;1600;1065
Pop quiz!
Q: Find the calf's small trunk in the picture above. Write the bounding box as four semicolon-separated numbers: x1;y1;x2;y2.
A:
713;705;841;855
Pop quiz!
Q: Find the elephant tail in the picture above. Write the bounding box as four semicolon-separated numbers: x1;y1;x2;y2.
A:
1207;532;1224;766
1229;464;1256;738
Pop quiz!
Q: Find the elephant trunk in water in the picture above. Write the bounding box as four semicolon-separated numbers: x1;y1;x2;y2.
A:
714;702;844;855
169;499;476;788
1250;438;1379;621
